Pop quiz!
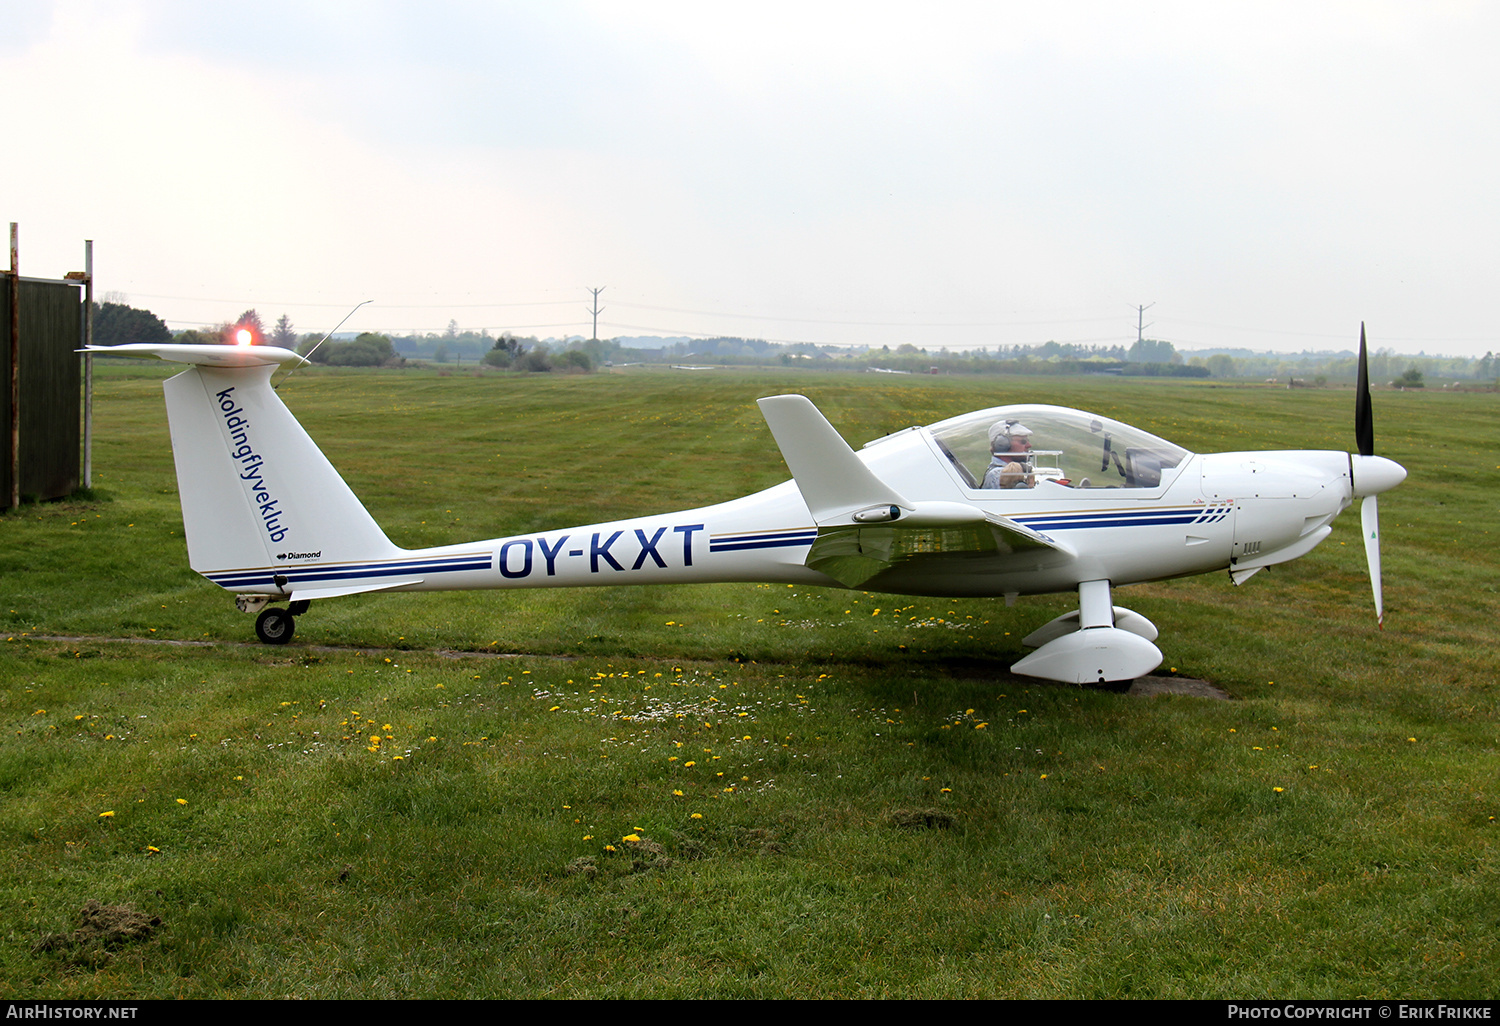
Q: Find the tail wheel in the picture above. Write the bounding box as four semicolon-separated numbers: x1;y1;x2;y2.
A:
255;607;295;645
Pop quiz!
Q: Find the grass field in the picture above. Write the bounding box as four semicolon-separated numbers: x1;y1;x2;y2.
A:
2;364;1496;998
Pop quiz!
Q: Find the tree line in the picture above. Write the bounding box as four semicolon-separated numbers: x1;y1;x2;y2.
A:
85;299;1497;383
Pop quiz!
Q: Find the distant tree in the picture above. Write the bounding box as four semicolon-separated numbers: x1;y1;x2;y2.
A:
483;332;533;368
93;301;171;345
518;345;553;373
445;319;459;338
271;314;297;349
1206;353;1236;378
1479;351;1495;381
295;332;328;359
1393;366;1424;389
231;309;267;345
554;349;593;372
322;332;396;367
433;343;449;363
1128;338;1177;364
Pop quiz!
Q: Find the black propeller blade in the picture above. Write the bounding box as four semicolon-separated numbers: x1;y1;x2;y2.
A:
1353;322;1386;626
1355;322;1374;457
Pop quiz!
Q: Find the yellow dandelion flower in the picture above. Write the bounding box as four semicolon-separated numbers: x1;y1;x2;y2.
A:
623;834;641;842
690;813;703;820
1274;787;1284;792
176;798;187;805
98;811;114;818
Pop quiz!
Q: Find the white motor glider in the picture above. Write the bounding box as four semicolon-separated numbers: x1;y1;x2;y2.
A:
89;329;1404;686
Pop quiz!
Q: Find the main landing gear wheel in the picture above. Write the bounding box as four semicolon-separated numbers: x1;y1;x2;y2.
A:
255;607;296;645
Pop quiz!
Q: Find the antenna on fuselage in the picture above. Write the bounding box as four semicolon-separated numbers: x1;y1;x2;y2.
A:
273;299;374;390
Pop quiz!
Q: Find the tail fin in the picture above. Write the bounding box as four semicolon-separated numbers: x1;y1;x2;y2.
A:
98;345;403;589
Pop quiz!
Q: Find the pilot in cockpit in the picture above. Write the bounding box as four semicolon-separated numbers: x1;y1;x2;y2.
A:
982;420;1034;489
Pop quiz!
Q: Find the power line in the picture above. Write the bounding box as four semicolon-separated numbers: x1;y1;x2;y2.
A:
613;300;1122;329
132;293;578;310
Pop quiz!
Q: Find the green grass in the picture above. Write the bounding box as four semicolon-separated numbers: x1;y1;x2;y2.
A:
2;365;1496;997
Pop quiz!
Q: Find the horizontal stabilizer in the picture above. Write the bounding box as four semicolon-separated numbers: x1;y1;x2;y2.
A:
84;343;307;368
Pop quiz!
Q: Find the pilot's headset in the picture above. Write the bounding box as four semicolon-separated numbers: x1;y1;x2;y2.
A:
988;419;1032;456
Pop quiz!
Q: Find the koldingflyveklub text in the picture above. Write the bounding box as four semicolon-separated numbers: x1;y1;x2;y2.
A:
216;387;289;544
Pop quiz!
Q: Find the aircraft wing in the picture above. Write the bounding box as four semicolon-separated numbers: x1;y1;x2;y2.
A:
756;395;1073;587
806;514;1070;588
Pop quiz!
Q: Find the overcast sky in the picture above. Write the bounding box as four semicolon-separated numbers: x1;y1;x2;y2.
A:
4;1;1497;355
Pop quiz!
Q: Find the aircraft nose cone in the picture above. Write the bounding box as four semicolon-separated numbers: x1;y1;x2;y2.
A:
1351;455;1406;497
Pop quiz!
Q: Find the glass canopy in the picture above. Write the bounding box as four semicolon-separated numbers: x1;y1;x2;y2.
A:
926;404;1191;491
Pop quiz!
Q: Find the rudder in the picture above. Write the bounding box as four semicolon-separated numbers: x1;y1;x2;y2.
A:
160;361;402;590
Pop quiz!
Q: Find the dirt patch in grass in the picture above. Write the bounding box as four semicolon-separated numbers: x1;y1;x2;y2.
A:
566;856;599;879
1126;674;1233;700
34;899;161;954
887;808;956;830
936;660;1232;700
625;836;673;871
